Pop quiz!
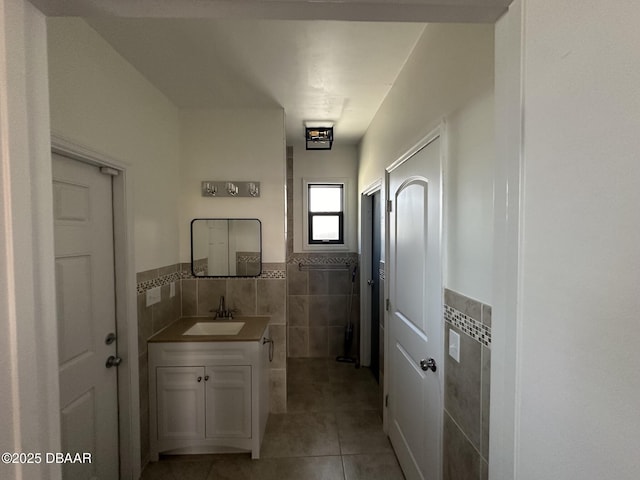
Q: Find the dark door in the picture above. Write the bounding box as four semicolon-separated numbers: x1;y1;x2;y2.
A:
370;190;382;382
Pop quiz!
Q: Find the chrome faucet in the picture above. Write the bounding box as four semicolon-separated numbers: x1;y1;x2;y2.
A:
212;295;234;319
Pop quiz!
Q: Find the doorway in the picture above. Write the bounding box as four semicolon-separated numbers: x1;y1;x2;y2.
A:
386;128;443;480
360;181;383;382
369;190;382;382
51;137;140;479
53;152;120;479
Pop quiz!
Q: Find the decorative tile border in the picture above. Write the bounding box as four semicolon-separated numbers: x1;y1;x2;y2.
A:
178;268;286;280
288;253;358;266
237;254;261;263
444;304;491;348
137;264;286;293
259;269;286;279
136;271;181;295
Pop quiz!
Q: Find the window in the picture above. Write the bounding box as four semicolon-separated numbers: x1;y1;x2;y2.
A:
307;183;344;245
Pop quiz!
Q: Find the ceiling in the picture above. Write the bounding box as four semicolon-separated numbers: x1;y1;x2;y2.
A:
85;18;426;145
36;0;511;146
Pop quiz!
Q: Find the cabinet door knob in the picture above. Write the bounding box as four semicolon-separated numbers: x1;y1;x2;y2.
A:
204;375;209;381
197;376;203;382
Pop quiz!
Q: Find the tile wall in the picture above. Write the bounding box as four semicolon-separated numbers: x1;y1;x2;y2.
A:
443;288;492;480
136;262;288;466
287;253;359;358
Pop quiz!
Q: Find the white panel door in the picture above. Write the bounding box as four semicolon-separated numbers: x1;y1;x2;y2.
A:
156;367;206;441
205;366;252;438
208;219;230;275
53;153;119;479
388;135;443;480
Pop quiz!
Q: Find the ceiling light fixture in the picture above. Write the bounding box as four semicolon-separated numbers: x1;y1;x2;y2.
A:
305;122;334;150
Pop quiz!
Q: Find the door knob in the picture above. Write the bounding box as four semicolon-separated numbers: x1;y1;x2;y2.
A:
367;279;375;286
420;358;437;372
105;355;122;368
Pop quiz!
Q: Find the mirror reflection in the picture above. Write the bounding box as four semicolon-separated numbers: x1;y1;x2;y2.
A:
191;219;262;277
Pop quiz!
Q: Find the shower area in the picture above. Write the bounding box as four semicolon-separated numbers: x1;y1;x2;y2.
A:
286;259;360;359
285;145;363;365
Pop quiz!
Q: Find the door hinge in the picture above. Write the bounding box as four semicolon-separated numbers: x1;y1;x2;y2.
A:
385;394;389;407
100;166;119;176
385;298;390;311
386;200;393;213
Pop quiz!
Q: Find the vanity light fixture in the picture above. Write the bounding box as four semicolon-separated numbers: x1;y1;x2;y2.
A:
203;182;218;196
226;182;239;196
248;182;260;197
305;122;334;150
201;181;261;198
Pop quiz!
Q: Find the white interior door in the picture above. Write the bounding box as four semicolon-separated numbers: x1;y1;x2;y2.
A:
208;219;230;275
388;135;443;480
53;153;119;479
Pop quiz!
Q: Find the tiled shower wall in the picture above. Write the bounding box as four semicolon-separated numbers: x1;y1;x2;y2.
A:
443;288;492;480
287;254;359;357
136;263;287;466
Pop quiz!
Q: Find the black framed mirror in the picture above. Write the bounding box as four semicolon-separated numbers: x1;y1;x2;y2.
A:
190;218;262;277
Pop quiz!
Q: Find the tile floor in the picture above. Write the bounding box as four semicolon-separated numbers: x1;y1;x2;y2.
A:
141;358;404;479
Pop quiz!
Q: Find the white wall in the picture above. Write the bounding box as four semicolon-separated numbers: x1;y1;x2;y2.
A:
47;18;181;273
494;1;640;478
490;1;523;477
292;145;359;253
359;23;494;189
445;90;495;303
178;108;286;263
0;0;61;478
359;23;494;304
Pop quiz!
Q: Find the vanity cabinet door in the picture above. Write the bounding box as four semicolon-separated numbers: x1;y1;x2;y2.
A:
205;366;252;439
157;366;206;441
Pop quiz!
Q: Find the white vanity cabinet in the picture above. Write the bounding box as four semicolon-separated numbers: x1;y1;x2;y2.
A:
155;365;252;441
148;324;270;460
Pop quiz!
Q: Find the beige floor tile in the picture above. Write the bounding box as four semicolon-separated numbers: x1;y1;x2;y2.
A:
207;455;344;480
328;362;377;385
287;381;334;413
260;412;340;458
331;381;380;412
336;410;392;455
287;357;331;384
141;458;213;480
342;453;405;480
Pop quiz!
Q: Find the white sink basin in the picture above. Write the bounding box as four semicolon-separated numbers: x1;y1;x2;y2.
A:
182;322;245;336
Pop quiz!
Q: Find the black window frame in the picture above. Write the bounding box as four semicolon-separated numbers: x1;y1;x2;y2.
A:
307;183;345;245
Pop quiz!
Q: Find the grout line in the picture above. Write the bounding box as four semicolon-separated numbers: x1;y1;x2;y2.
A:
444;408;486;462
340;453;348;480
